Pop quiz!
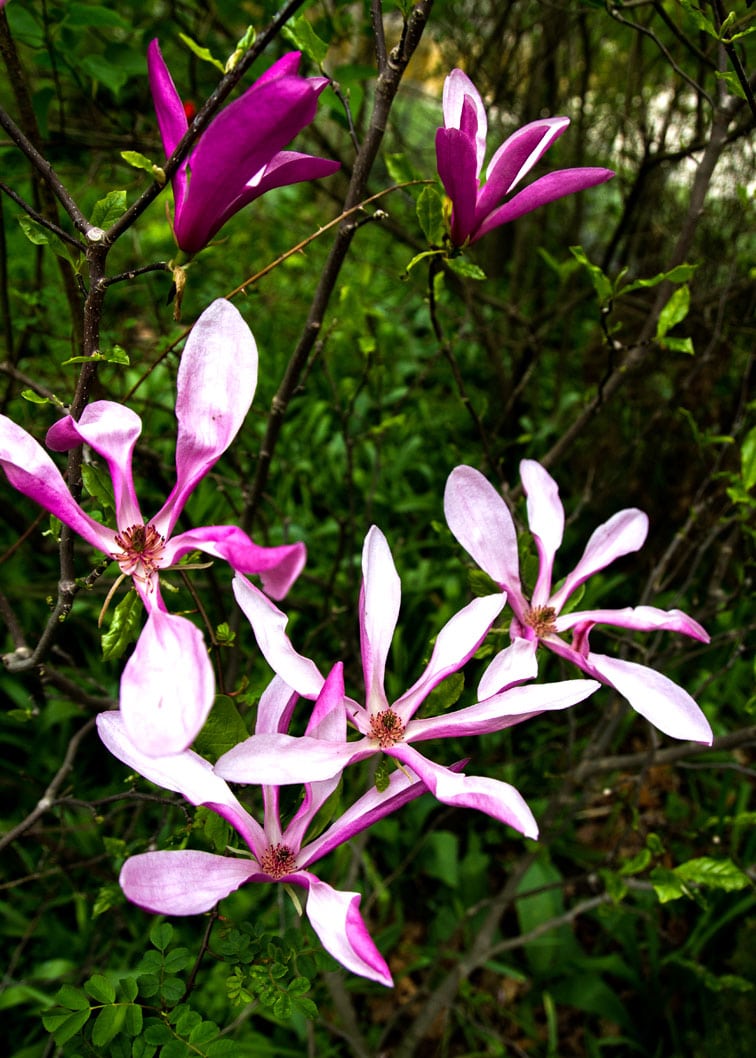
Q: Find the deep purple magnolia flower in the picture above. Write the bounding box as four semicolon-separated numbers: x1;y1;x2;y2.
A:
444;462;712;743
148;42;340;254
435;69;614;247
214;526;599;835
0;299;305;754
96;667;438;986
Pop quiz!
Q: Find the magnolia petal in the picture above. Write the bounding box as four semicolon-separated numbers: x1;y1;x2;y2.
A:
520;459;564;607
232;573;324;696
477;638;539;700
360;527;401;714
254;51;303;86
284;665;348;847
120;850;256;915
392;743;538;838
304;875;393;986
300;763;428;867
147;39;189;212
396;593;506;720
120;609;215;756
476;117;570;224
442;68;487;175
215;151;340;228
215;731;369;786
557;604;709;642
588;651;713;743
155;300;258;535
473;167;614;242
255;675;299;736
96;712;264;852
550;508;649;612
46;401;143;528
0;415;114;554
165;525;305;600
444;465;524;602
176;75;324;252
435;126;479;246
407;676;599;741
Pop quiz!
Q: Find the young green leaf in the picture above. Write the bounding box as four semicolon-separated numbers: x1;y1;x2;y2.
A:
101;590;142;662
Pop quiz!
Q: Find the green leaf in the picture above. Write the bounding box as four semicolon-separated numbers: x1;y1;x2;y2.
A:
468;568;502;598
657;284;690;338
618;847;652;876
90;190;127;229
740;425;756;490
225;26;256;73
124;1002;143;1036
81;462;115;514
21;389;50;404
101;590;142;662
120;978;138;1003
425;671;464;713
80;54;130;97
194;807;231;853
416;186;446;246
374;757;391;792
569;245;613;303
659;335;694;355
17;214;50;246
715;70;747;100
17;215;80;268
404;249;443;276
160;977;186;1004
84;974;116;1005
281;16;329;65
385;153;418;185
54;985;91;1011
425;831;459;888
192;695;249;762
206;1041;237;1057
619;263;698;295
42;1006;91;1044
121;151;166;185
163;948;192;974
674;856;751;893
63;4;131;28
179;33;225;73
91;1004;126;1047
187;1020;220;1045
446;256;487;281
150;921;173;952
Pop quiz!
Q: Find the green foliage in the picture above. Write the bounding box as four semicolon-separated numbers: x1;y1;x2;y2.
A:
2;1;754;1056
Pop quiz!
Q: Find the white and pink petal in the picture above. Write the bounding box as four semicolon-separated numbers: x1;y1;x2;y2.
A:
119;608;215;756
120;850;257;915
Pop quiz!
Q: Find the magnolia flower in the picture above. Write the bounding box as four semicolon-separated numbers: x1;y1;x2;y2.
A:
148;43;340;254
444;462;712;743
96;667;436;986
435;68;614;247
0;299;305;754
215;526;599;836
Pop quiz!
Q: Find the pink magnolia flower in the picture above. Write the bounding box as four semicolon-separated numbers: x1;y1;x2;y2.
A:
148;43;340;254
96;667;436;986
444;462;712;743
0;299;305;754
214;526;599;835
435;69;614;247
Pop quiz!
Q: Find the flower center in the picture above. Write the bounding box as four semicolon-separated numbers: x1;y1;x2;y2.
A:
369;708;406;749
524;605;558;637
112;523;166;586
260;843;298;880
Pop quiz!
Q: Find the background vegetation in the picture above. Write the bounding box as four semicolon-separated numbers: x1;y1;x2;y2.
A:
1;1;754;1056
